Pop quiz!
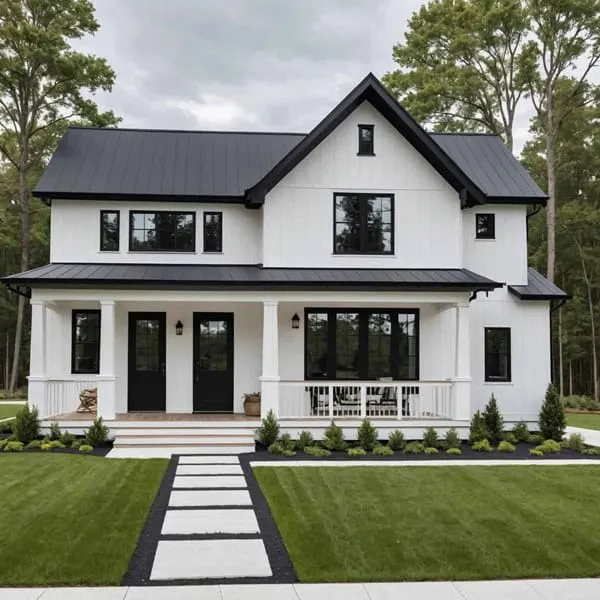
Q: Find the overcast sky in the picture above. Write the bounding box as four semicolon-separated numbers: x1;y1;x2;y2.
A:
77;0;532;152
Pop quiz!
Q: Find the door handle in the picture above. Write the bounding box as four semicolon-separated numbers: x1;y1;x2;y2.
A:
194;361;199;382
161;362;165;377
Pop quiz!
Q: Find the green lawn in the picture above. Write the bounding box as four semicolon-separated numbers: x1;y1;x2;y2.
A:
567;412;600;431
255;466;600;582
0;454;167;586
0;404;20;421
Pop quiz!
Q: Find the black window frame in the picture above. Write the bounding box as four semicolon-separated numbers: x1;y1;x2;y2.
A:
484;327;511;382
357;124;375;156
71;309;101;375
333;192;394;255
100;210;120;251
476;213;495;240
304;308;419;381
129;210;196;253
203;211;223;253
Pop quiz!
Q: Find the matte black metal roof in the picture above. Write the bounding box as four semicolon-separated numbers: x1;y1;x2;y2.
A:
2;263;502;292
508;268;569;300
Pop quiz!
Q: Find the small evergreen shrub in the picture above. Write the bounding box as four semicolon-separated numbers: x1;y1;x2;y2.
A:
71;439;82;449
498;441;516;453
422;427;439;449
403;441;425;455
565;433;586;453
282;449;296;457
0;420;13;434
257;410;279;447
424;447;438;455
444;428;461;449
304;445;331;457
582;447;600;456
446;447;462;456
469;410;489;443
48;440;65;449
347;447;367;457
472;439;493;452
373;444;394;456
49;422;62;441
387;430;405;450
482;394;504;442
539;384;566;442
504;432;518;444
529;448;544;457
40;442;52;451
0;439;8;449
26;439;42;449
84;418;109;447
357;419;378;450
528;433;543;445
3;441;23;452
541;439;561;454
512;421;530;443
60;432;76;447
79;445;93;454
322;421;347;451
279;433;295;452
268;442;283;455
12;405;40;444
295;430;314;451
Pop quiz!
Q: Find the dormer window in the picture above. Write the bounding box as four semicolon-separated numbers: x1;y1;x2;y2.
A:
358;124;374;156
476;213;495;239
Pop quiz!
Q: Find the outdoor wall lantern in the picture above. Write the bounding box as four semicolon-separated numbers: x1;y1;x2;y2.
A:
175;320;184;336
291;313;300;329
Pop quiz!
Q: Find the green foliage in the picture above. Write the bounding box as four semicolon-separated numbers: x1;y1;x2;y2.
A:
12;406;39;444
322;421;347;451
446;447;462;456
304;446;331;457
504;432;518;444
268;442;283;455
528;433;543;445
347;447;367;457
562;395;600;411
60;432;76;447
0;439;7;449
498;441;516;453
84;418;109;448
424;447;438;455
582;447;600;456
278;433;295;452
565;433;586;453
257;410;280;447
49;422;61;441
79;445;94;454
387;430;406;450
373;444;394;456
422;427;439;449
3;441;23;452
472;439;493;452
282;449;296;457
71;439;82;449
40;443;52;451
0;420;13;434
357;419;378;450
541;439;562;454
444;428;461;449
512;421;530;443
403;441;425;455
529;448;544;457
26;439;42;449
539;385;566;442
48;440;65;449
469;410;489;444
295;430;314;451
482;395;504;442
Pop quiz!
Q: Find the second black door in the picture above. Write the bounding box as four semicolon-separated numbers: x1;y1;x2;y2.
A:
193;313;234;413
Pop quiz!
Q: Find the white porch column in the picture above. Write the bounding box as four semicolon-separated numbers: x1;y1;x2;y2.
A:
28;299;48;416
453;301;472;421
97;300;117;421
260;301;280;418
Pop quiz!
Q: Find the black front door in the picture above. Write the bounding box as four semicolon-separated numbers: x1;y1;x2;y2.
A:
193;313;234;413
128;312;166;412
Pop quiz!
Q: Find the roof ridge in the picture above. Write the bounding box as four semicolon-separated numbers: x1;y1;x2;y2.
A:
67;125;308;136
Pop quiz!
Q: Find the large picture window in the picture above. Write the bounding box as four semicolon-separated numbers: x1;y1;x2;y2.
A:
129;211;195;252
72;310;101;374
485;328;511;382
334;193;393;255
305;309;418;381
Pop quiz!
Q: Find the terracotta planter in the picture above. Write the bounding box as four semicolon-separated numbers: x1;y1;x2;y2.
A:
243;394;261;417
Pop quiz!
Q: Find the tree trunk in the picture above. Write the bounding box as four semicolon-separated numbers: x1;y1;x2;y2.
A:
569;360;573;396
580;253;598;402
558;305;564;396
4;331;9;389
546;94;556;282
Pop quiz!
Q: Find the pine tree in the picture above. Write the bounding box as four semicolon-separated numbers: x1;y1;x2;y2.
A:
469;410;489;444
539;384;566;442
257;410;279;446
482;394;504;442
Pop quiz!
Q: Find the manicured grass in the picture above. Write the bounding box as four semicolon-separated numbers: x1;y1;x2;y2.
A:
0;454;167;586
0;404;20;420
567;412;600;431
255;466;600;582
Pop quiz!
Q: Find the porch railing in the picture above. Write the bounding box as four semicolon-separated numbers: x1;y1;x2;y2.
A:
278;380;454;420
44;379;97;419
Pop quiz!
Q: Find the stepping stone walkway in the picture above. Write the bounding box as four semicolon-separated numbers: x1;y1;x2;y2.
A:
149;455;274;582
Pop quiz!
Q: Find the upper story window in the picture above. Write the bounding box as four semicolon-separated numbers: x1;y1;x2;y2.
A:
203;212;222;253
357;124;374;155
100;210;120;251
129;211;195;252
72;310;101;374
334;193;394;255
476;213;495;239
485;327;511;382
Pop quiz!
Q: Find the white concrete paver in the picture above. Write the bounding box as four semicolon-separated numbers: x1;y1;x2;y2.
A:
0;591;46;600
125;586;221;599
176;464;243;475
178;455;240;464
220;584;300;600
172;475;247;488
40;589;128;600
252;459;600;467
169;489;252;507
365;581;466;600
454;580;542;600
150;539;272;580
161;508;260;535
527;578;600;600
295;583;370;600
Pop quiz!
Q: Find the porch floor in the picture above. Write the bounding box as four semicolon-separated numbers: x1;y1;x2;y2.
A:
43;412;260;422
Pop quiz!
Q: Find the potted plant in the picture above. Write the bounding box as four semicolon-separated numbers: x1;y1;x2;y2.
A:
243;392;261;417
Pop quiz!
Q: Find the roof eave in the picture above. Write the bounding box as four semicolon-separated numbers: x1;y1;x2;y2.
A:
34;191;247;204
508;287;570;301
485;195;548;207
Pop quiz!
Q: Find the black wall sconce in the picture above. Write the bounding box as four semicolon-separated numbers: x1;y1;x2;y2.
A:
291;313;300;329
175;320;184;336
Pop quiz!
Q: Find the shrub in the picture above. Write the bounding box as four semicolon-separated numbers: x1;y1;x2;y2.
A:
469;410;489;443
0;439;8;449
295;430;314;451
528;433;543;445
512;421;530;443
498;441;516;453
482;394;504;442
26;439;42;449
444;428;461;449
4;441;23;452
422;427;439;449
472;439;493;452
278;433;295;452
357;419;378;450
71;439;82;449
268;442;283;455
582;447;600;456
12;405;40;444
539;384;566;442
541;439;561;454
322;421;347;451
347;447;367;457
403;441;425;455
424;447;438;455
60;432;76;447
503;432;518;444
257;410;279;447
79;445;94;454
565;433;586;453
387;430;406;450
84;418;109;448
282;449;296;457
48;440;65;449
373;444;394;456
529;448;544;457
446;447;462;456
0;420;13;434
40;442;52;451
49;422;61;441
304;445;331;457
564;395;600;411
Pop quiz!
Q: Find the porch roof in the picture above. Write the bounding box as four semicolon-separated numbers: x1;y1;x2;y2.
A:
2;263;502;293
508;268;569;301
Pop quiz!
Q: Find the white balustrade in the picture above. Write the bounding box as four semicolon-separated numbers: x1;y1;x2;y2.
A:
44;379;97;418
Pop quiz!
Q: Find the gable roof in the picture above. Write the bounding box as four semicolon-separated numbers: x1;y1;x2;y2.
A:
508;268;569;301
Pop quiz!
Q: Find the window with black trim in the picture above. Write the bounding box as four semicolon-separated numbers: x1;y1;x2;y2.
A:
485;327;511;382
100;210;120;251
72;310;101;374
129;211;195;252
305;308;418;380
334;193;393;255
358;124;374;155
476;213;495;239
203;212;222;253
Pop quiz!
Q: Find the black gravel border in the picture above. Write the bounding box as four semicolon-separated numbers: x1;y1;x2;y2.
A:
0;446;112;457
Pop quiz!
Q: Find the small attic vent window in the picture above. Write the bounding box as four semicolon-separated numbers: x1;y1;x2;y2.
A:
358;124;374;156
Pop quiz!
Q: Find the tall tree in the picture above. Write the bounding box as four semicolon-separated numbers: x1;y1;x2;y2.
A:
0;0;119;392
